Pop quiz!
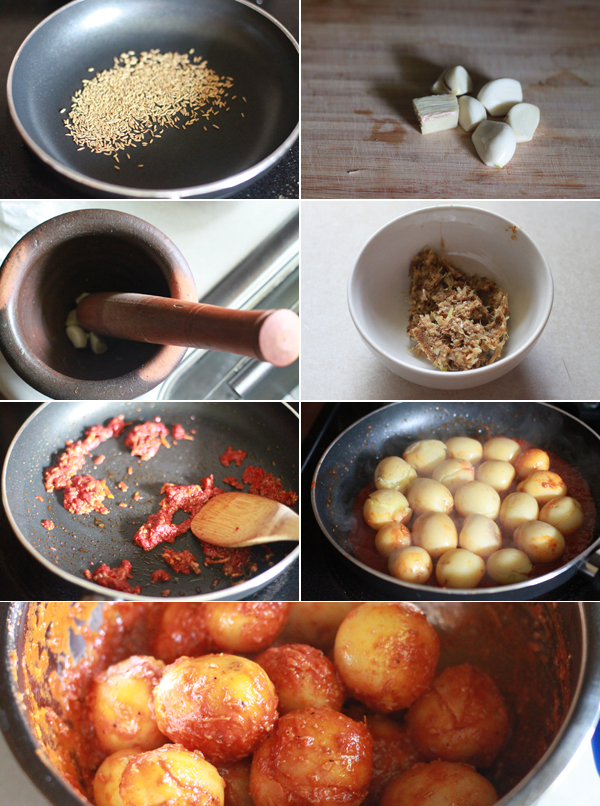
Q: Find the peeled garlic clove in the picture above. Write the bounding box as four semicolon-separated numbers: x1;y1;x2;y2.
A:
413;94;459;134
65;308;79;327
431;65;473;96
75;292;90;304
458;96;487;132
477;78;522;116
505;102;540;142
90;332;108;355
472;120;517;168
66;325;89;349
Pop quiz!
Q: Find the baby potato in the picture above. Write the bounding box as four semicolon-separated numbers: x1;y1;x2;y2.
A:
118;744;225;806
406;478;454;517
514;447;550;479
254;643;345;714
278;602;361;653
432;458;475;494
334;602;440;712
482;436;521;463
539;496;584;536
403;440;447;476
375;523;411;558
363;715;420;806
458;514;502;559
406;664;510;768
436;549;486;589
476;460;515;492
94;749;140;806
375;456;418;493
151;603;209;664
454;481;501;519
411;512;458;559
380;761;498;806
249;707;373;806
203;602;290;654
499;492;539;534
153;654;278;764
388;546;433;585
364;489;412;529
487;548;533;585
89;655;166;754
445;436;483;466
217;759;252;806
513;520;566;564
516;470;567;506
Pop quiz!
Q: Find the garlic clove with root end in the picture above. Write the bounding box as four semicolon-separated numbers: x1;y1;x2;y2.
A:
413;94;459;134
458;96;487;133
431;66;473;96
472;120;517;168
505;103;540;142
66;325;89;349
477;78;523;116
90;332;108;355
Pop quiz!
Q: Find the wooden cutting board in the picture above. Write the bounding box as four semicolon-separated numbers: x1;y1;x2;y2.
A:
302;0;600;199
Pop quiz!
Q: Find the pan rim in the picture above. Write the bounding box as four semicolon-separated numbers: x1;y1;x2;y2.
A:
2;401;299;601
6;0;299;199
311;401;600;598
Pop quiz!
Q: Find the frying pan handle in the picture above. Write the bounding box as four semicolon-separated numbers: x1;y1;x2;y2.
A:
579;549;600;595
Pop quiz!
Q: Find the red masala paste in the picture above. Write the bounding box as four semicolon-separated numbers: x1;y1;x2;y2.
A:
202;543;255;578
220;446;247;467
242;466;299;506
172;423;194;441
44;415;126;491
117;481;128;492
41;520;55;530
162;548;201;575
223;476;244;490
63;476;113;515
93;455;105;466
151;569;171;583
84;560;141;594
124;421;170;461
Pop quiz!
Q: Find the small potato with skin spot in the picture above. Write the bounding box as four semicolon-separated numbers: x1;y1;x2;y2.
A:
487;548;532;585
411;512;458;559
375;456;418;493
364;715;420;806
514;448;550;479
375;523;411;558
539;496;584;536
255;644;345;715
388;546;433;584
482;437;521;463
380;761;498;806
118;744;225;806
432;458;475;494
476;460;515;492
459;514;501;558
334;602;440;712
406;478;454;517
517;470;567;506
499;492;539;535
406;664;510;768
153;654;278;764
203;602;290;654
93;749;140;806
89;655;165;754
364;489;412;529
250;708;373;806
403;440;447;476
436;549;485;589
151;602;209;664
454;481;500;519
445;437;483;465
514;520;566;564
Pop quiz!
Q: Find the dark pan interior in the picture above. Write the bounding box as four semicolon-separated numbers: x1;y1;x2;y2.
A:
10;0;298;191
313;402;600;591
3;401;298;597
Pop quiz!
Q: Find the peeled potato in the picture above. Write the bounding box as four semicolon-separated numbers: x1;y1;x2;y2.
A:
388;546;433;585
517;471;567;506
513;520;566;564
432;458;475;494
203;602;290;654
514;447;550;479
406;478;454;517
539;496;584;535
375;523;412;558
375;456;418;493
458;514;502;558
94;750;140;806
445;436;483;466
487;548;533;585
499;492;539;534
411;512;458;559
380;761;498;806
482;437;521;463
454;481;500;520
476;460;515;492
403;440;447;476
436;549;486;589
364;489;412;529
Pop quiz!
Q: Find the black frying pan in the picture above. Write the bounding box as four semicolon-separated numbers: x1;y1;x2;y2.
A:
311;402;600;601
7;0;298;198
2;401;299;600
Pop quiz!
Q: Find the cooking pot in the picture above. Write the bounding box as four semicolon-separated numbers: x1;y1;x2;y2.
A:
0;602;599;806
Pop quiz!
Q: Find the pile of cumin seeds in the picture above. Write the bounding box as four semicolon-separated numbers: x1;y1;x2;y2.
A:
63;49;234;159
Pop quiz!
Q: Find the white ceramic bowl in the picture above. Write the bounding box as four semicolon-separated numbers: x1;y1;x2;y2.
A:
347;206;554;390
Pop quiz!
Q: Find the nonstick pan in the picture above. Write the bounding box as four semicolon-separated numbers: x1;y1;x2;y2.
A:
2;401;299;600
7;0;299;198
311;402;600;601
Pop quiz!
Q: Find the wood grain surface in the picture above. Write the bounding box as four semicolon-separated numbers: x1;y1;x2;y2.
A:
301;0;600;199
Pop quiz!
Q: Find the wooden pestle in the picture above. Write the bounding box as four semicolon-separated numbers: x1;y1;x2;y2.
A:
76;292;299;367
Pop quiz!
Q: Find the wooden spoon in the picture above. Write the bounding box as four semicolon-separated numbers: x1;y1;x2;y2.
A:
190;492;299;548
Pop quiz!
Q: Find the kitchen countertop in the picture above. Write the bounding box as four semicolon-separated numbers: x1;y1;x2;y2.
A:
301;199;600;401
0;0;298;199
301;0;600;199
